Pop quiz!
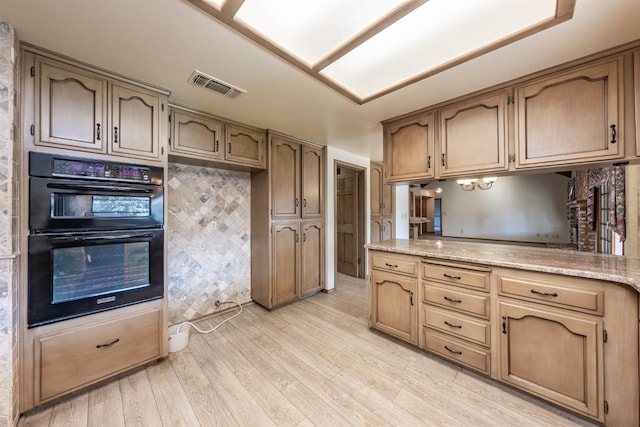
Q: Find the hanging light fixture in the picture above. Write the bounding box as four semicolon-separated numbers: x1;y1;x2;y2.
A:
457;177;497;191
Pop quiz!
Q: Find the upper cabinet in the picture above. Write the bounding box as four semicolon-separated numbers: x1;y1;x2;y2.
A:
35;57;107;153
225;123;266;168
384;113;435;183
169;106;266;170
109;82;163;161
514;57;624;168
634;51;640;157
30;52;167;162
171;109;224;161
438;92;509;177
301;146;324;218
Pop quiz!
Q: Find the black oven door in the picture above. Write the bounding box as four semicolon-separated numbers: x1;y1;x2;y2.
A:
28;229;164;327
29;177;163;232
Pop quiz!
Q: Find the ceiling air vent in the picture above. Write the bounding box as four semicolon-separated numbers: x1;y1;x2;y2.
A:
188;70;246;99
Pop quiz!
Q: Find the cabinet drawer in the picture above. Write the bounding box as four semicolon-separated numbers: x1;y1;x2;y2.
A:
423;306;490;347
422;260;490;291
423;329;490;374
498;276;603;315
371;253;418;277
38;309;161;401
423;284;490;319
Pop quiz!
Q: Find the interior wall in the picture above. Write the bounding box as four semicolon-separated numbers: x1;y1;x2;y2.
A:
325;146;370;290
166;163;251;324
437;173;571;244
0;22;19;427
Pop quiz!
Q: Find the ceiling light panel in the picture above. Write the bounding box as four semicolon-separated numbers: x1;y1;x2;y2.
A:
234;0;409;67
320;0;558;98
202;0;225;10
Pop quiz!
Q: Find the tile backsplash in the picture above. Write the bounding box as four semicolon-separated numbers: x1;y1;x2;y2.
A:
167;163;251;324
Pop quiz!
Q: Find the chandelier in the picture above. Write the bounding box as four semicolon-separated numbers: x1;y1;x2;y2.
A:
456;177;497;191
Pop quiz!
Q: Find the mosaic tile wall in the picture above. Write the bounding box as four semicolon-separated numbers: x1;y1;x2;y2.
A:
167;163;251;324
0;22;19;427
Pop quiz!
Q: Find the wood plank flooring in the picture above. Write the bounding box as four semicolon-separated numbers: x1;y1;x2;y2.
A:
19;273;597;426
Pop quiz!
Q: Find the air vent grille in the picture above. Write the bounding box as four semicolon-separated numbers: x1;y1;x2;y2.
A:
188;70;246;98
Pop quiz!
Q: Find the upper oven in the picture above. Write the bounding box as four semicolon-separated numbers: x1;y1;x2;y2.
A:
29;152;163;233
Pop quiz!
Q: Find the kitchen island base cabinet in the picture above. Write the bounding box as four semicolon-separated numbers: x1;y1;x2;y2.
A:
369;271;417;345
498;301;603;422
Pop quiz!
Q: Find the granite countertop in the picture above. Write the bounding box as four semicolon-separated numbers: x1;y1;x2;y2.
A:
367;239;640;293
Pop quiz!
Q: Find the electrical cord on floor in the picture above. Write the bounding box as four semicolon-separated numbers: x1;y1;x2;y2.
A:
175;300;243;334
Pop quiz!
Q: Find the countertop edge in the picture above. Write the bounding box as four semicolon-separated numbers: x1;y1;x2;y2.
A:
367;240;640;294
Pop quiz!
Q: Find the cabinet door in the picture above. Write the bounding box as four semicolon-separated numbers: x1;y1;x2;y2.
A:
370;219;383;243
382;217;394;241
301;146;323;218
35;57;107;153
515;58;623;168
369;270;417;344
272;222;299;306
499;301;603;421
170;110;223;160
300;221;323;296
226;123;266;168
635;51;640;156
272;136;301;219
370;162;383;216
439;92;508;176
110;83;162;161
384;113;435;182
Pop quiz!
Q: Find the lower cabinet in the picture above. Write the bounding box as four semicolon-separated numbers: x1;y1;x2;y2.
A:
34;307;164;404
498;300;603;421
367;250;639;426
266;220;325;308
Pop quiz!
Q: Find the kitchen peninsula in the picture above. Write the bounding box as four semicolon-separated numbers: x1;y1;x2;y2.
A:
367;239;640;426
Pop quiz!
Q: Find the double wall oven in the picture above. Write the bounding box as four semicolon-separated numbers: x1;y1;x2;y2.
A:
28;152;165;328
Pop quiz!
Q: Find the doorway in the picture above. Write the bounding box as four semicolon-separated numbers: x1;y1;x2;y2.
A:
335;162;365;279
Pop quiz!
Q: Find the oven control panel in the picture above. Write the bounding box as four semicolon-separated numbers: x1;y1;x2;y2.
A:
52;158;151;182
29;152;163;185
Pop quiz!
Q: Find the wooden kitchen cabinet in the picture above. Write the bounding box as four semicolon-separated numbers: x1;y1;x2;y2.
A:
28;50;168;163
34;306;163;405
383;113;435;183
421;259;492;374
251;131;325;309
35;56;107;153
634;51;640;156
370;162;394;243
300;221;324;296
225;122;266;168
272;221;300;306
109;82;163;161
438;91;509;176
169;106;266;170
302;146;323;218
170;108;224;161
514;57;624;168
498;300;603;421
369;252;418;344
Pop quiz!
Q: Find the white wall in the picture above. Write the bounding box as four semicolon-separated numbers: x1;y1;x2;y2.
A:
325;146;371;290
437;174;570;244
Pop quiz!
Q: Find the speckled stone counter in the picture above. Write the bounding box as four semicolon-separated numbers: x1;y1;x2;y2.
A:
367;239;640;293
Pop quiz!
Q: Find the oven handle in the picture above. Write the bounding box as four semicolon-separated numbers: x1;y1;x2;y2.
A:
51;233;155;242
46;183;154;194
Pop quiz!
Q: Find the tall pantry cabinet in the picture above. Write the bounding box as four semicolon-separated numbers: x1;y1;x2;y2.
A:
251;131;325;309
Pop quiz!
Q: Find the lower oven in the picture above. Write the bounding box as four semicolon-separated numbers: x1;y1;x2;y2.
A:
28;228;164;328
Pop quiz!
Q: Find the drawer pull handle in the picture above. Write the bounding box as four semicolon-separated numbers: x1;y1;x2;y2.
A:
530;289;558;297
444;345;462;355
444;320;462;329
385;263;398;268
443;273;461;280
444;296;462;303
96;338;120;349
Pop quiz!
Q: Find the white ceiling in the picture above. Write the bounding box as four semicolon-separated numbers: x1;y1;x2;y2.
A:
2;0;640;161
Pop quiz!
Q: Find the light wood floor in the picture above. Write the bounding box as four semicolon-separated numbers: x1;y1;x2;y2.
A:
20;273;597;427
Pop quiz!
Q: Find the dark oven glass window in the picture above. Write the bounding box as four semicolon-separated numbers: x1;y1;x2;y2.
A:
52;241;150;304
52;194;151;219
